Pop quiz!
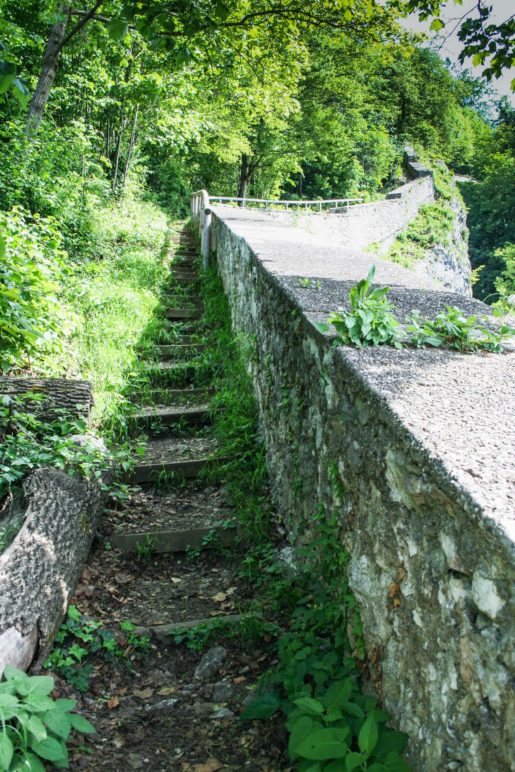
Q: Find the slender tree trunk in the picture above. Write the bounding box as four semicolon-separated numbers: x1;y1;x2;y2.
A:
25;1;104;136
238;154;251;203
25;5;71;136
121;104;139;190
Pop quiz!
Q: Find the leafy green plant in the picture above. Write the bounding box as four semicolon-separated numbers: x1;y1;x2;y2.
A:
318;268;513;353
0;665;95;771
406;306;512;352
0;396;109;504
135;535;155;561
0;207;73;374
318;266;400;348
43;606;150;692
240;519;410;771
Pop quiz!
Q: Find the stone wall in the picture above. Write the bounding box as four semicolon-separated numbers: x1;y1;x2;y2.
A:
205;206;515;771
289;176;435;254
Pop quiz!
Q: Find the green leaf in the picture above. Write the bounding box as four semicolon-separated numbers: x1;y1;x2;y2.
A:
240;692;281;720
341;701;364;718
107;18;129;40
384;751;412;771
44;708;72;740
21;753;46;772
358;713;379;756
0;60;16;75
296;728;349;761
294;697;325;716
374;729;408;760
54;698;76;712
70;712;96;734
322;680;353;709
0;733;14;769
430;18;445;31
289;715;316;756
31;736;67;763
346;752;366;771
28;714;48;742
23;675;54;696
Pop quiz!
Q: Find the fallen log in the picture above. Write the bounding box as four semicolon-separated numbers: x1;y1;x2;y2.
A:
0;377;92;421
0;467;105;676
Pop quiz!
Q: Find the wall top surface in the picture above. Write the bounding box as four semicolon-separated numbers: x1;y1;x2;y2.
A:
213;206;515;544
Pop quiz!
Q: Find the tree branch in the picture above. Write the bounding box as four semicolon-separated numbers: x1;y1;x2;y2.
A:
61;0;104;49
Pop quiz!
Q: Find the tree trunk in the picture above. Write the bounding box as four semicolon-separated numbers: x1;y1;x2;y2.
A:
0;468;107;675
25;5;71;136
121;104;139;190
237;154;251;203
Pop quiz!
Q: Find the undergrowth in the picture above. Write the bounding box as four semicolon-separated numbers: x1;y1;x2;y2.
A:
178;254;413;770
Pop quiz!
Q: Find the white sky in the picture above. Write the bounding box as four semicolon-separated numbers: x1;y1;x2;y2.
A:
401;0;514;104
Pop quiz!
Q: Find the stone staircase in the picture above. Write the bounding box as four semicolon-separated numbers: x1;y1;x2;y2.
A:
61;227;283;769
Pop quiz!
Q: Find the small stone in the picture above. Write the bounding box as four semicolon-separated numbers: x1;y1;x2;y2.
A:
211;707;234;720
144;698;178;715
212;681;234;703
194;646;227;680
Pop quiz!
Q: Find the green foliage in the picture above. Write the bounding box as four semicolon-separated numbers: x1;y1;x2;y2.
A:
199;265;270;540
240;514;411;771
0;665;95;771
318;268;513;352
43;606;150;693
0;207;71;373
319;266;400;348
388;201;455;267
0;396;109;504
407;306;513;353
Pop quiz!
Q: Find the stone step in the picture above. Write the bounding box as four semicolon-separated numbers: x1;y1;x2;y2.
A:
143;387;213;403
139;360;208;387
133;403;210;427
108;522;236;554
130;436;228;483
165;307;203;321
155;343;207;358
135;614;242;642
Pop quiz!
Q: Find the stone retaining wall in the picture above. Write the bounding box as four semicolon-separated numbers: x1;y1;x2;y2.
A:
206;206;515;771
299;176;435;254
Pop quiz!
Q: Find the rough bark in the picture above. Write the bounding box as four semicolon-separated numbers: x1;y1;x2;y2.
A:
237;153;251;201
25;5;71;135
0;468;105;675
0;377;92;422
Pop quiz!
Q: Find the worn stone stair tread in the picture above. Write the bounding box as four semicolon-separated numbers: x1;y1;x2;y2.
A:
133;403;210;425
165;307;203;320
130;437;230;482
108;523;236;553
140;387;213;405
135;614;242;641
155;343;207;357
141;360;205;374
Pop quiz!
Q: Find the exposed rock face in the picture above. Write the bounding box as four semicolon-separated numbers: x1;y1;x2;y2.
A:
420;195;472;296
202;205;515;772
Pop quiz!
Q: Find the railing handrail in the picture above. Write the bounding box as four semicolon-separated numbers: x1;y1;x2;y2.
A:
208;196;362;206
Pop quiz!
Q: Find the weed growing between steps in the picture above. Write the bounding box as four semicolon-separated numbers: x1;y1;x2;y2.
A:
191;259;412;770
198;265;270;541
43;605;150;693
